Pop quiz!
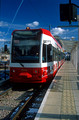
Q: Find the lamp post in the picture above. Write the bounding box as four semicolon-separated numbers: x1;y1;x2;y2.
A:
77;15;79;74
77;15;79;41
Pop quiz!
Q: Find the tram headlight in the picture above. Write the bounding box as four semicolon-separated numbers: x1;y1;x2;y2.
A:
13;70;15;72
33;69;38;74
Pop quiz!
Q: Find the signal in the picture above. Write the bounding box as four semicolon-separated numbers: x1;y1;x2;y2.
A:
60;4;77;24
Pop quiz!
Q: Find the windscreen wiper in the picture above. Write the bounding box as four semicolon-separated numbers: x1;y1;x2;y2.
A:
20;63;24;67
11;52;24;67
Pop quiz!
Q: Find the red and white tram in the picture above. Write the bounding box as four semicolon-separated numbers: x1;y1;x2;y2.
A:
10;28;64;83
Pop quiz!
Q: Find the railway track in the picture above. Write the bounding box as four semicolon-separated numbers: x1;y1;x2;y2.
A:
0;84;34;119
0;80;52;120
0;87;12;96
9;91;34;120
9;82;51;120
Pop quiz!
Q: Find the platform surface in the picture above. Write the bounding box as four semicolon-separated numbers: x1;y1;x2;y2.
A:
35;61;79;120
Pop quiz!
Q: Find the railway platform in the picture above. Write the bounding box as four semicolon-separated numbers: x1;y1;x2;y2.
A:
35;61;79;120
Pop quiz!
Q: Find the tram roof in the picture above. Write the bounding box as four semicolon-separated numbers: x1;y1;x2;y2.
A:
12;28;62;49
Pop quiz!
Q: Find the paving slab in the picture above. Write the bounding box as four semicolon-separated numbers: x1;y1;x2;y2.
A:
35;61;79;120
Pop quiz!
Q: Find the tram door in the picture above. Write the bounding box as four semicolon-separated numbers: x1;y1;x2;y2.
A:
42;43;53;75
42;44;53;63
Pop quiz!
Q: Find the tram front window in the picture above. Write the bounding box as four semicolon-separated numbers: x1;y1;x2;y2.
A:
11;30;41;63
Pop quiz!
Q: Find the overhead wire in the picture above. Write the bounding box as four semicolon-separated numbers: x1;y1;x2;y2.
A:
0;0;24;49
6;0;24;36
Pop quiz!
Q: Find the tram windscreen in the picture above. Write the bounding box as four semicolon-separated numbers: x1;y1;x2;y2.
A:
11;30;41;63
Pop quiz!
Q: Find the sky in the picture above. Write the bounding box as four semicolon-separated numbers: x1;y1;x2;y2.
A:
0;0;79;48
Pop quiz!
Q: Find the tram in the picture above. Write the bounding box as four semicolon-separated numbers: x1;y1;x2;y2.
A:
10;28;65;83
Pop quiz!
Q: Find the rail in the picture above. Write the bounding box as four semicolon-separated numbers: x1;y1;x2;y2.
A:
10;96;33;120
9;84;51;120
0;87;12;96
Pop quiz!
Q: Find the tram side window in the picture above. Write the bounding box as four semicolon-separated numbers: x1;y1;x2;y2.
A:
43;44;46;62
53;47;58;61
56;49;60;61
61;52;65;60
53;47;56;61
58;53;61;61
47;44;52;62
60;52;62;60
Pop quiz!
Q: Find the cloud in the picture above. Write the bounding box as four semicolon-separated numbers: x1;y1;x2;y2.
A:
26;21;39;28
51;27;68;35
0;39;6;41
0;20;39;29
0;21;9;27
63;36;75;40
0;21;25;29
33;21;39;26
63;37;70;39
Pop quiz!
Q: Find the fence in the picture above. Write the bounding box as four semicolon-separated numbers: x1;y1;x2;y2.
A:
0;61;10;81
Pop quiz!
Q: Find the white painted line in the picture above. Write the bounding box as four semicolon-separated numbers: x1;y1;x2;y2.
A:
34;80;54;120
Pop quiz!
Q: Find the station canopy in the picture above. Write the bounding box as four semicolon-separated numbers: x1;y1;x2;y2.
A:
60;40;77;53
54;36;77;53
